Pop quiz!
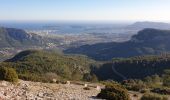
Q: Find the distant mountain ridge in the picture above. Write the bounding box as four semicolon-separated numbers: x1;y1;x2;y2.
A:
64;28;170;60
0;27;64;62
126;21;170;30
0;27;46;48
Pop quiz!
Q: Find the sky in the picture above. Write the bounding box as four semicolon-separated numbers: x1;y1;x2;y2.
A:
0;0;170;22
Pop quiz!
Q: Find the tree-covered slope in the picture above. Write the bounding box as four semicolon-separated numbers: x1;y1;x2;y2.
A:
64;28;170;61
94;54;170;81
3;50;98;82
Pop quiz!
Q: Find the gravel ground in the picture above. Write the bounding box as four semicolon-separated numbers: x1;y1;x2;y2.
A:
0;80;102;100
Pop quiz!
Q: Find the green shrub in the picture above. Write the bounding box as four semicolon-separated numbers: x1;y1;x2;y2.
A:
140;89;150;93
83;73;98;82
163;75;170;87
151;88;170;95
0;67;18;82
97;83;130;100
141;93;168;100
123;79;146;91
19;74;49;82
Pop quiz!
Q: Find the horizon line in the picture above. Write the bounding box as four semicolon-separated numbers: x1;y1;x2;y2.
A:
1;20;170;24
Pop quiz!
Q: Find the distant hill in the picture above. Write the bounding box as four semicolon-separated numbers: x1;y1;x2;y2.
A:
0;27;46;48
126;21;170;30
64;28;170;60
0;27;63;62
3;50;99;82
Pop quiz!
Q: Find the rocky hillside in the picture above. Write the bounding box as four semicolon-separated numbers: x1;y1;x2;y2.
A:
0;27;63;62
64;28;170;61
0;27;47;48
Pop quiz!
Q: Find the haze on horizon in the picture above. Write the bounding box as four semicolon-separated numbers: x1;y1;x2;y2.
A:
1;0;170;22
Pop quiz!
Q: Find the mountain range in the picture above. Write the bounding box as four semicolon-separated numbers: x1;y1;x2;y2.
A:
64;28;170;60
126;21;170;30
1;22;170;82
0;27;47;48
1;21;170;62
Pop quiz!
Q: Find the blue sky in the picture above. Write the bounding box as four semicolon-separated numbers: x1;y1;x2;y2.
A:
0;0;170;22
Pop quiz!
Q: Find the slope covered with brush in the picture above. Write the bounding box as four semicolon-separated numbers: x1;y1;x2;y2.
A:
3;50;99;82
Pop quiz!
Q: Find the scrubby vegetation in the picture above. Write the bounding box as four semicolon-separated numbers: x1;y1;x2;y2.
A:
141;93;168;100
122;79;147;92
83;73;98;82
97;82;130;100
121;73;170;99
162;69;170;87
0;49;170;99
0;65;18;82
2;50;99;82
